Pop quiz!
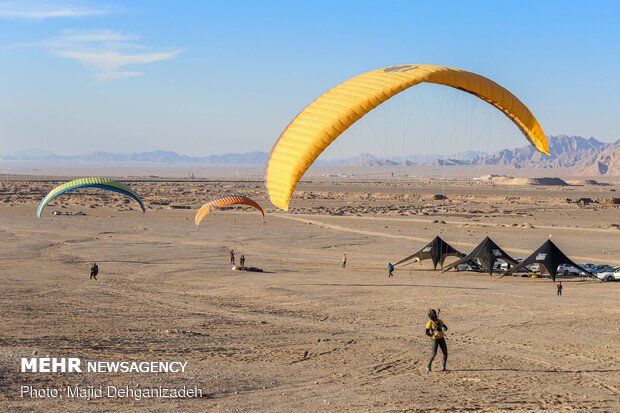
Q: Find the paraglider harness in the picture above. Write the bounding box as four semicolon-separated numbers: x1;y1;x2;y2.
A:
426;309;446;339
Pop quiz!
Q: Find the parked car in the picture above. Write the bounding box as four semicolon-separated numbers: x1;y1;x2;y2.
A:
528;262;540;272
579;263;599;274
512;258;539;273
579;263;612;273
557;264;583;276
578;263;613;278
456;260;482;272
497;260;513;271
593;264;614;274
595;266;620;282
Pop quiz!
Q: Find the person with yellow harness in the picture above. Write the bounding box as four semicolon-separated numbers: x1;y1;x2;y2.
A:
425;309;448;372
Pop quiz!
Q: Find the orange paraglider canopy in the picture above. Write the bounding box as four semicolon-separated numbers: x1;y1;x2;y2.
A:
195;195;264;225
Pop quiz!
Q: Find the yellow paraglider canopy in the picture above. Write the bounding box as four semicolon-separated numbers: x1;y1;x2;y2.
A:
266;64;549;211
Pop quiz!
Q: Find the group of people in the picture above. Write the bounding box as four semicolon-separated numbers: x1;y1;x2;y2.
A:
229;249;246;267
87;255;450;372
87;250;567;375
83;245;567;377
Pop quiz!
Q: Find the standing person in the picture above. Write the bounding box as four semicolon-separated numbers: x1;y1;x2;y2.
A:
240;254;246;268
556;281;563;296
387;262;395;277
425;309;448;372
229;250;236;265
342;254;347;269
90;262;99;281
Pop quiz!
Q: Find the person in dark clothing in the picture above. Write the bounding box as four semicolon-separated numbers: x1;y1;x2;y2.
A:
556;281;563;296
240;254;245;267
387;262;395;277
342;254;347;269
425;309;448;372
90;262;99;281
229;250;236;265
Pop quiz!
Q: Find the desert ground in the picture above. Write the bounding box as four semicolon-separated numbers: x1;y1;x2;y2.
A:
1;174;619;412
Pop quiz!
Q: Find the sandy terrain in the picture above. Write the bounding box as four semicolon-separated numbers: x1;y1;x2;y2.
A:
0;177;619;412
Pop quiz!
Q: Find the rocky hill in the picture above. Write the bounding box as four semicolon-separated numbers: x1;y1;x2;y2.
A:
473;135;619;175
474;135;611;167
573;141;620;175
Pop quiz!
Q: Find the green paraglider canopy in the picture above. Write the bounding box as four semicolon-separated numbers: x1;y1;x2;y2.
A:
37;177;145;218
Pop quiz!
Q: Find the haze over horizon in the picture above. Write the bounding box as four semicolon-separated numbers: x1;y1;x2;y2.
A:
2;1;619;158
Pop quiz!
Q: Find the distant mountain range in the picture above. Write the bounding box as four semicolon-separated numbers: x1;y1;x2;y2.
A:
2;135;619;175
463;135;620;176
317;151;485;166
0;149;270;166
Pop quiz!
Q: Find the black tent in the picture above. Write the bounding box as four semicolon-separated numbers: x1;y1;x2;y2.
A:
442;236;518;276
504;239;592;281
395;236;465;269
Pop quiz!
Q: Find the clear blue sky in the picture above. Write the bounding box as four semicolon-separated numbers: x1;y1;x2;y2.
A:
1;0;619;157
